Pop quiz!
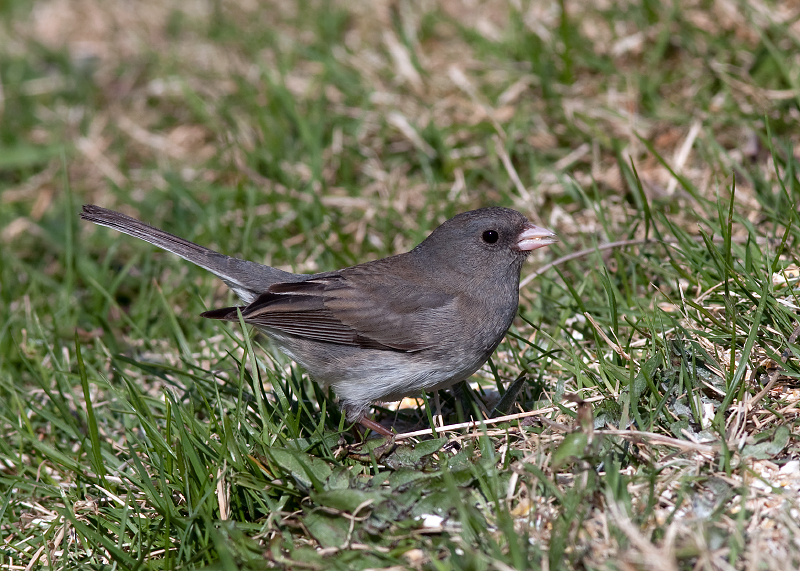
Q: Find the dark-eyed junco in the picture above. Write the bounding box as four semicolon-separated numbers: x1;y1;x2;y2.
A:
80;205;556;435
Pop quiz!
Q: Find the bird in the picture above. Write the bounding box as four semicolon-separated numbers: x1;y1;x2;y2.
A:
80;205;556;436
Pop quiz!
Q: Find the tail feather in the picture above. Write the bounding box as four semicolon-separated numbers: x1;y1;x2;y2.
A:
80;205;298;303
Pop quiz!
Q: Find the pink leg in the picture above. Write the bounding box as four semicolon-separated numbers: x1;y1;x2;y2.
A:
359;416;393;437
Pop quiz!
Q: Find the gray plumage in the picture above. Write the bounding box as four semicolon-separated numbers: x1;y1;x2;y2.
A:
80;205;556;424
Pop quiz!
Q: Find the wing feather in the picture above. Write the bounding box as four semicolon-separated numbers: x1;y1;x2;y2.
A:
202;261;457;352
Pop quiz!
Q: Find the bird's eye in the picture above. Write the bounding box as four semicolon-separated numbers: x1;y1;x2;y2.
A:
482;230;499;244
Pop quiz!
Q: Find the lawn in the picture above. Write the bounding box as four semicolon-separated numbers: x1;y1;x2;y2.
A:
2;0;800;569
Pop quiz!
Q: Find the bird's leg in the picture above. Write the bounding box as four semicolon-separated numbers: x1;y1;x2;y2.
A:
433;390;444;428
359;416;394;438
344;415;396;461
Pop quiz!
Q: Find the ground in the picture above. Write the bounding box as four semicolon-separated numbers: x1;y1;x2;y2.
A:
2;0;800;569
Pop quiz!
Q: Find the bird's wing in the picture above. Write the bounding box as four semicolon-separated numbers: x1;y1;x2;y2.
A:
202;268;456;352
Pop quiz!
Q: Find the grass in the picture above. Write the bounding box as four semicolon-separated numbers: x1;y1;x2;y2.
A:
2;0;800;569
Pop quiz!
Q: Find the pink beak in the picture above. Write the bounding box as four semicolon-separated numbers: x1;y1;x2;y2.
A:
517;224;558;251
